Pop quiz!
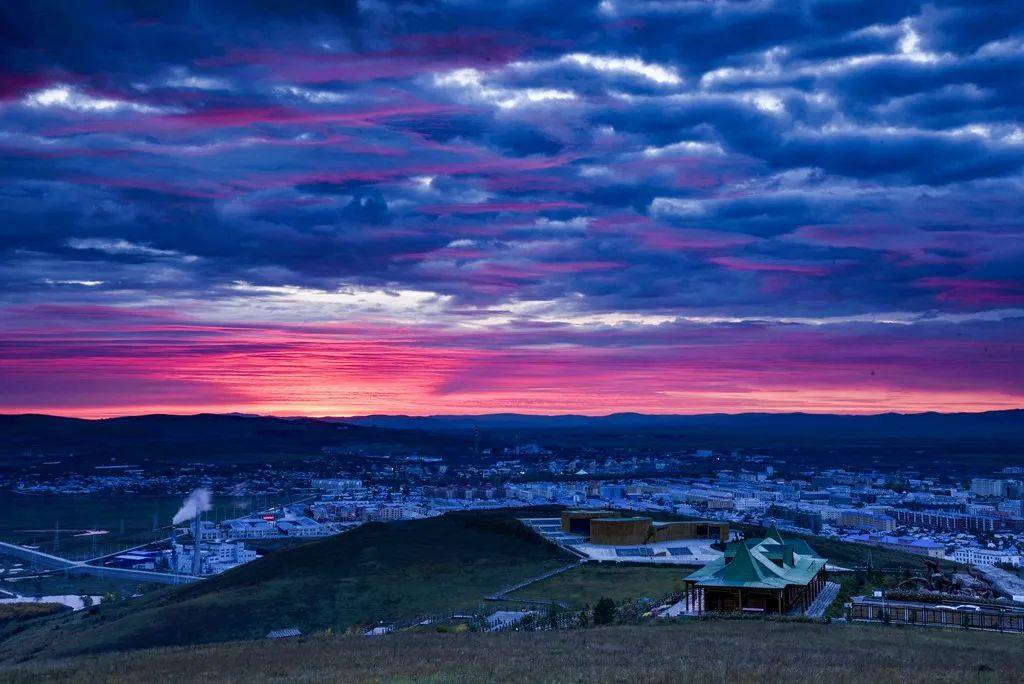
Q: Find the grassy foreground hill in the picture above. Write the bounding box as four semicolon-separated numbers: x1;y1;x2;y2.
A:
0;511;571;662
1;620;1021;683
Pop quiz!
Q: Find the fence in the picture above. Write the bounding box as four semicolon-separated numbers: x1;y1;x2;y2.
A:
849;599;1024;634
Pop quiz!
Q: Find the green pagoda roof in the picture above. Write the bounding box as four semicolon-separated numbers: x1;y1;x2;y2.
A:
685;530;826;589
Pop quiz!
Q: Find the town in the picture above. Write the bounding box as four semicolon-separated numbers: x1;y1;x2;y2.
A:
3;441;1023;618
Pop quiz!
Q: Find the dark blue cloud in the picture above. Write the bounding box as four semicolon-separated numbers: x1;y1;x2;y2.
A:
0;0;1022;324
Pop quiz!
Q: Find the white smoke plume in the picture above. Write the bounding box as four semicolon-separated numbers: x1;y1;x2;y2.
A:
172;488;213;525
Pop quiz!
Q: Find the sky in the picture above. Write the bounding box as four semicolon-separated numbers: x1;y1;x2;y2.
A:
2;0;1023;418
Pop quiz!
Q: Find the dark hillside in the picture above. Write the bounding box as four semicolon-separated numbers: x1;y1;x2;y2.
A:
0;511;570;662
0;413;468;464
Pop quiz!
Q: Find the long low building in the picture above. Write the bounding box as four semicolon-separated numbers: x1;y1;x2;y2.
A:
842;533;946;558
561;510;729;545
952;546;1021;567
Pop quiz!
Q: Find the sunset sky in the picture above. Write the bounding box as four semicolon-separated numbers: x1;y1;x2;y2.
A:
2;0;1023;417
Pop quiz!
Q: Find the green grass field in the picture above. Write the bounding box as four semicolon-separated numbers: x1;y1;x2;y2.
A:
1;620;1021;683
0;511;572;662
510;564;687;608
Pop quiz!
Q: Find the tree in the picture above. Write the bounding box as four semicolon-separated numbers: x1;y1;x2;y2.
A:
593;597;616;625
544;603;560;629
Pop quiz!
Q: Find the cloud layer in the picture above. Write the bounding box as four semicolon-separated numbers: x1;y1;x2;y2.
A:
1;0;1022;415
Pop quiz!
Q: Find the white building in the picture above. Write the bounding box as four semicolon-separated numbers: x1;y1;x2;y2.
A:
371;505;404;521
953;546;1020;567
170;540;258;575
971;478;1008;498
223;518;278;539
276;516;326;537
312;478;364;493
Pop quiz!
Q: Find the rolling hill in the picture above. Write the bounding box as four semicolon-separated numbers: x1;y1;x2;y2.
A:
0;510;570;662
0;413;469;464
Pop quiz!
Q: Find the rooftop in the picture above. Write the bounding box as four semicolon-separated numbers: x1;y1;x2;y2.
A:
685;526;826;589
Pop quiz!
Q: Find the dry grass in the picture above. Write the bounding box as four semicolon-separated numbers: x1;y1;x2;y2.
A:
1;620;1020;683
0;605;67;624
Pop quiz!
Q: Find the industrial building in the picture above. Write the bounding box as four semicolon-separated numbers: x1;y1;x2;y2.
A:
683;527;828;614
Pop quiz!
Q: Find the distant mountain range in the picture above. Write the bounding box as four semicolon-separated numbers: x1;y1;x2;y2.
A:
0;410;1020;464
0;413;467;464
339;409;1024;440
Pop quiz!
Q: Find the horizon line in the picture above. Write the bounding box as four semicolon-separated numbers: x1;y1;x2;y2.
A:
2;407;1022;421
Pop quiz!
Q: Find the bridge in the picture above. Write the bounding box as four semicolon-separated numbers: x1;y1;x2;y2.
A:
0;541;199;585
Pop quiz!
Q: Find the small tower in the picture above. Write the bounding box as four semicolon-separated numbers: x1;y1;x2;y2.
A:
191;514;203;576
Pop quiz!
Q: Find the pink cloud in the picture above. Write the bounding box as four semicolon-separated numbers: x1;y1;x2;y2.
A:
710;256;830;276
3;305;1022;417
417;201;585;215
916;277;1024;307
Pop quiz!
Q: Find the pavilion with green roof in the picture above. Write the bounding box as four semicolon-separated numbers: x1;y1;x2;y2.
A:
682;525;828;614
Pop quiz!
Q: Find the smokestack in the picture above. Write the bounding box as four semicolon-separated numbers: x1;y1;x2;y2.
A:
192;514;203;576
171;488;212;577
171;526;178;578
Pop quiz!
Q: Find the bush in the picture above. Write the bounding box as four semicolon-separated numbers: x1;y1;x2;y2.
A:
593;598;616;625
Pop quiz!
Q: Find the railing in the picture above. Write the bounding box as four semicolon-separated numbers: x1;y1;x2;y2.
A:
848;598;1024;634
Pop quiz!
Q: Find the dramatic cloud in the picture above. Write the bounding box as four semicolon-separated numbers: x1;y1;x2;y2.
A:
1;0;1022;415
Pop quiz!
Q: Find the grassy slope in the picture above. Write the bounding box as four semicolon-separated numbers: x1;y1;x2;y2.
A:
0;512;570;663
511;564;688;609
1;621;1021;683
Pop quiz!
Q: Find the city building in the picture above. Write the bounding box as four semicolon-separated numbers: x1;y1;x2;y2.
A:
842;533;946;558
274;515;329;536
766;505;823;534
599;484;627;501
838;510;896;532
312;478;364;493
971;478;1008;498
370;505;405;522
683;527;828;614
892;509;996;533
952;546;1021;567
